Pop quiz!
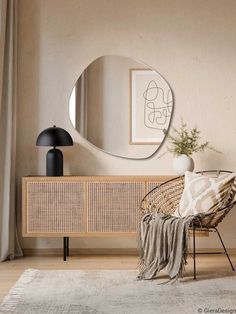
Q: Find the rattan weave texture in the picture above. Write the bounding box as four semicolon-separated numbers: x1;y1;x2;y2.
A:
27;182;85;233
140;171;236;228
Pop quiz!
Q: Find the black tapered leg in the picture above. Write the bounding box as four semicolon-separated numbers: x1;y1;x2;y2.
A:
66;237;69;257
63;237;67;261
214;227;235;271
193;226;196;280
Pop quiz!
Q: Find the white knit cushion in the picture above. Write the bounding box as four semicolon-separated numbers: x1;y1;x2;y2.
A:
174;171;236;217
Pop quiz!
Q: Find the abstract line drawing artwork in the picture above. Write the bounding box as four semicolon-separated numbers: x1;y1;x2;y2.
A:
130;69;173;144
143;80;173;130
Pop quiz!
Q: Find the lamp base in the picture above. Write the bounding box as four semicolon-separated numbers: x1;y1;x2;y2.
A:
46;148;63;176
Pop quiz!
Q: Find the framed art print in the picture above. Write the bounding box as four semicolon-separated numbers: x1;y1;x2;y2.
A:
130;69;173;144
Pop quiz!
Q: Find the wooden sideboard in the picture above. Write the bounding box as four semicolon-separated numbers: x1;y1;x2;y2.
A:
22;175;209;260
22;176;173;238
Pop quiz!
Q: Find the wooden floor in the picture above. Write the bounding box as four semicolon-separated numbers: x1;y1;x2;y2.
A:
0;253;236;303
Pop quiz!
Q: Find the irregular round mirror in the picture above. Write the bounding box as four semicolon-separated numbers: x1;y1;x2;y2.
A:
69;55;173;159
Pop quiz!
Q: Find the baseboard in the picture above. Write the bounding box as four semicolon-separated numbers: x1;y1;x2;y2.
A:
22;248;139;256
22;247;236;257
188;230;209;237
188;248;236;254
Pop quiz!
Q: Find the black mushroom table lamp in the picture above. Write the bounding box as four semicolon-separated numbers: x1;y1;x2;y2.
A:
36;125;73;176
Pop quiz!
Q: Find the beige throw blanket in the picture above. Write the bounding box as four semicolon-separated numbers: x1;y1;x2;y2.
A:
138;212;195;281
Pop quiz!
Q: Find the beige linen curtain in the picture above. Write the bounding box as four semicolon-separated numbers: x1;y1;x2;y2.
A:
0;0;22;261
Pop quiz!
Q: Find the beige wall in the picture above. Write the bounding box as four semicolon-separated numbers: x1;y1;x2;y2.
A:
17;0;236;250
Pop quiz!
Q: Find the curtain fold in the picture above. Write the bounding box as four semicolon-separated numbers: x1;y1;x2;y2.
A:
0;0;22;262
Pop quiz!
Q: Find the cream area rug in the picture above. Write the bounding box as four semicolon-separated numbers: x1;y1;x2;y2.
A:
0;269;236;314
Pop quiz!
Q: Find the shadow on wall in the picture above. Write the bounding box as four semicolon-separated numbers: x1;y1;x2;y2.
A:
63;142;106;175
195;150;229;172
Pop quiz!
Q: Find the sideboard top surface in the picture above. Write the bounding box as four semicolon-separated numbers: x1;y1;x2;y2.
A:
22;175;175;182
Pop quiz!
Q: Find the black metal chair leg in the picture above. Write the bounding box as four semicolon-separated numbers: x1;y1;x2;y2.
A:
66;237;69;257
193;226;196;280
63;237;67;261
214;227;235;271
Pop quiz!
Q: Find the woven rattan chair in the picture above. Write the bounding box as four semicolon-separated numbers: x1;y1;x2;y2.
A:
140;170;236;280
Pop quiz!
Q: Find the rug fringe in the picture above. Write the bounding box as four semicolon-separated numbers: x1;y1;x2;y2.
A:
0;268;38;312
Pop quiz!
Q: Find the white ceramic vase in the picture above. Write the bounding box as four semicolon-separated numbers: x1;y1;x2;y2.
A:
173;154;194;175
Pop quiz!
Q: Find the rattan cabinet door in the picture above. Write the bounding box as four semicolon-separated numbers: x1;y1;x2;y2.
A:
87;182;145;233
27;182;85;233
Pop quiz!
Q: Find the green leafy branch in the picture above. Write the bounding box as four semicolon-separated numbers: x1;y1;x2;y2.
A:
163;119;220;156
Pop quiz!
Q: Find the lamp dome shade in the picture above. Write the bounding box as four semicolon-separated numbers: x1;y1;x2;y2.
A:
36;126;73;147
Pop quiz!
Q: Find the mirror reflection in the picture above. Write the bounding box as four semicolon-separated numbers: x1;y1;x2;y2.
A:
69;55;173;159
